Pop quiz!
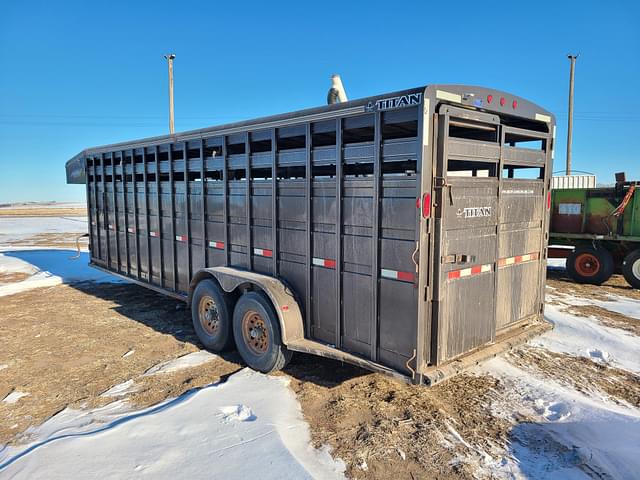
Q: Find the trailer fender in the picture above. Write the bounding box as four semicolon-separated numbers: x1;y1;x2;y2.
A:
189;267;304;345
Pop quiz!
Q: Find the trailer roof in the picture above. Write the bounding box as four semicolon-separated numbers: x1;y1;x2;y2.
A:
67;83;554;162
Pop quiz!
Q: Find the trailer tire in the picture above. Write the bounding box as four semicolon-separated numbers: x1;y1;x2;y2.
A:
622;249;640;289
232;291;292;373
191;279;235;352
566;246;614;285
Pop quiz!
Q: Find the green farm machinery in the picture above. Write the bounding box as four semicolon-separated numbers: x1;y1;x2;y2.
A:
549;173;640;289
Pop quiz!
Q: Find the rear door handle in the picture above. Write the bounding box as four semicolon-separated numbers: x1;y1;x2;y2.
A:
442;254;476;264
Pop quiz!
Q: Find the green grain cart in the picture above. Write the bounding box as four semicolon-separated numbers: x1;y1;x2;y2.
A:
549;173;640;288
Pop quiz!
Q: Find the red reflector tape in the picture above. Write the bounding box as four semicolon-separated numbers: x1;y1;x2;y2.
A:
547;191;551;210
209;241;224;249
108;224;115;231
253;248;273;258
448;263;492;280
498;252;540;267
127;227;135;233
149;231;159;237
175;235;187;242
381;269;415;282
312;257;336;269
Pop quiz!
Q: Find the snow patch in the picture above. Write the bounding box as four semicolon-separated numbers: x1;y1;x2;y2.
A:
0;250;122;297
143;351;217;376
218;404;256;422
101;380;139;398
0;216;88;245
122;349;135;358
0;364;8;371
477;357;640;480
2;391;30;404
0;369;345;479
535;302;640;373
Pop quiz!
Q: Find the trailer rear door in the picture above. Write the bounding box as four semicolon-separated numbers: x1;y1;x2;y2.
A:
432;106;501;364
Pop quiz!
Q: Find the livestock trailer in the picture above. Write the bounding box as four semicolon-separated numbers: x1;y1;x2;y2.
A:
550;173;640;288
66;84;555;385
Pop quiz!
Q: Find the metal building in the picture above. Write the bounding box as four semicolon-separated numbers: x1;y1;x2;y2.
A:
551;174;596;190
66;84;555;385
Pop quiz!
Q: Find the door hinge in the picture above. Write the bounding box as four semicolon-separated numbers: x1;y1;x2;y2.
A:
434;177;448;188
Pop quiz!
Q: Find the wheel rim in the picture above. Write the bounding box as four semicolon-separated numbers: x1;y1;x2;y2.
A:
632;258;640;280
198;296;220;336
574;252;601;277
241;310;269;355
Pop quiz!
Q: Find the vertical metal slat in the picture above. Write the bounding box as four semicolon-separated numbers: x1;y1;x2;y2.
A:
222;137;230;266
143;148;151;281
92;157;100;261
245;134;252;270
335;118;343;349
271;128;278;275
111;152;120;272
304;123;312;339
370;111;382;361
169;145;177;292
200;139;207;268
101;153;110;268
121;151;130;276
155;146;164;287
184;144;192;284
133;151;140;279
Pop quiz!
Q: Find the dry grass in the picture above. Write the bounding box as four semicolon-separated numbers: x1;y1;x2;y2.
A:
0;207;86;217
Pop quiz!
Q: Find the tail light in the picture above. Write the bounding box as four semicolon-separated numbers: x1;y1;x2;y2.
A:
500;97;506;106
422;193;431;218
487;94;493;104
512;100;518;109
547;191;551;210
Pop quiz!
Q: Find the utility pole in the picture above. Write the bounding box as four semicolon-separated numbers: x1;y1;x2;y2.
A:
566;54;578;175
164;54;176;134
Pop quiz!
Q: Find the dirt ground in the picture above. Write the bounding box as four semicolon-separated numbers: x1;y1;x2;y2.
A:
0;207;86;217
2;230;639;478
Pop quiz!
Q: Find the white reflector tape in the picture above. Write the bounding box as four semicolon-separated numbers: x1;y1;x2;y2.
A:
312;257;336;268
436;90;462;103
127;227;135;233
108;224;115;230
175;235;187;242
149;231;159;237
448;263;492;280
498;251;540;268
381;268;414;283
253;248;273;258
535;113;551;123
209;241;224;249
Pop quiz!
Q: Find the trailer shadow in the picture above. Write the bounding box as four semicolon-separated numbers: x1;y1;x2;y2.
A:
2;249;368;387
505;415;636;479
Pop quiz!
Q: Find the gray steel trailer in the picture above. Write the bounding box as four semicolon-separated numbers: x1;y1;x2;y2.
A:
66;84;555;385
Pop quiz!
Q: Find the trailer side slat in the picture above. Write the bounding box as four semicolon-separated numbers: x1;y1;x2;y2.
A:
200;139;206;270
143;148;151;281
335;117;343;348
271;128;278;276
371;110;382;361
169;146;176;292
305;122;312;338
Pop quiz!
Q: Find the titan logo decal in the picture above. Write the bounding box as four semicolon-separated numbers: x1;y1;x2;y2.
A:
456;206;492;218
366;92;422;112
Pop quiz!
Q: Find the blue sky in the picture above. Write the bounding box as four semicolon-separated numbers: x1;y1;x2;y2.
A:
1;0;638;203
